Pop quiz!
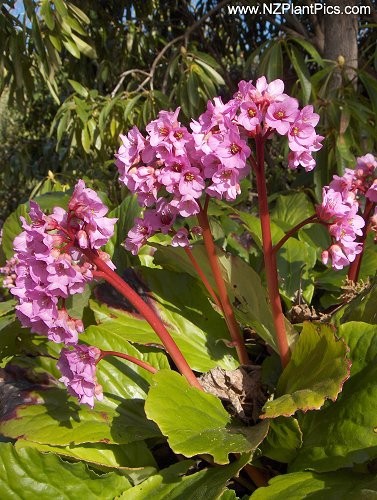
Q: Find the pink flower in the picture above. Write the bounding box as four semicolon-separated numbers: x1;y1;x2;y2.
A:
214;122;251;170
206;167;241;201
316;188;351;221
178;166;205;198
170;195;200;217
115;126;145;180
265;97;299;135
11;181;116;344
171;228;190;247
366;179;377;202
57;345;103;408
288;121;317;151
287;151;316;172
125;217;156;255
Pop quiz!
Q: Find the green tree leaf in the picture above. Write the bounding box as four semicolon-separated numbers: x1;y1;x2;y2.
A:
145;370;269;464
0;443;131;499
289;322;377;472
250;470;377;499
261;323;351;418
68;79;88;97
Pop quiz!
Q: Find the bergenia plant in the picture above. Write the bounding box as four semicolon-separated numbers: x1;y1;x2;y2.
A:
1;78;376;498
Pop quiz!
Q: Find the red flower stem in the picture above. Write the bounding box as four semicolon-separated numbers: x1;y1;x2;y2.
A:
254;135;290;368
183;246;223;310
347;199;375;283
99;350;157;374
82;248;203;390
272;214;318;255
197;209;250;365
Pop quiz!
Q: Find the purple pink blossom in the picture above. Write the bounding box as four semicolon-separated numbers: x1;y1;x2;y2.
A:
116;77;323;255
317;154;376;269
10;181;116;344
57;345;103;408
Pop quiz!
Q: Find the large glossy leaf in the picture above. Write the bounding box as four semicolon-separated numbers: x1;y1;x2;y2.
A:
276;238;317;304
261;323;350;418
289;322;377;472
90;266;239;372
261;417;302;463
153;244;296;352
120;454;251;499
145;370;269;464
0;386;160;446
82;325;170;399
0;443;131;499
250;470;377;499
271;192;314;232
15;440;156;484
0;353;160;446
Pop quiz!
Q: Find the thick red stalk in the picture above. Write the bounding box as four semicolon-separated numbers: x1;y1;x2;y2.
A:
254;136;290;368
83;248;202;390
99;350;157;374
347;199;375;283
183;246;223;310
197;209;250;365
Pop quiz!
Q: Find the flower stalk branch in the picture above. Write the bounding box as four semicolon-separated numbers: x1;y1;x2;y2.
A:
197;209;250;365
83;248;203;390
183;246;223;310
272;214;318;254
347;199;375;283
254;135;290;368
99;350;158;374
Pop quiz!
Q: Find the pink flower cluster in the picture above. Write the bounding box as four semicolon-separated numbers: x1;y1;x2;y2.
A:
57;345;103;408
115;77;323;254
10;180;117;407
317;154;377;269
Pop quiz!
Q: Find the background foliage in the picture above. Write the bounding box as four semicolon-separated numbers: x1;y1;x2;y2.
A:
1;0;377;225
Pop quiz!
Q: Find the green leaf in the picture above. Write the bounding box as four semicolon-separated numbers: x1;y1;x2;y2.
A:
103;194;141;272
290;37;324;66
15;439;156;480
68;79;88;97
0;386;160;446
145;370;269;464
53;0;68;17
289;322;377;472
333;281;377;325
288;46;312;104
153;244;295;353
276;238;317;304
261;323;351;418
261;417;302;463
0;443;131;499
0;300;16;317
62;38;80;59
41;0;55;30
82;327;170;400
271;192;314;231
250;470;377;499
1;202;29;259
121;454;251;499
81;126;91;153
71;33;97;59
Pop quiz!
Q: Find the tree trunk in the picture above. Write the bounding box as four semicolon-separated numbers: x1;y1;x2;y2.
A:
323;0;358;90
